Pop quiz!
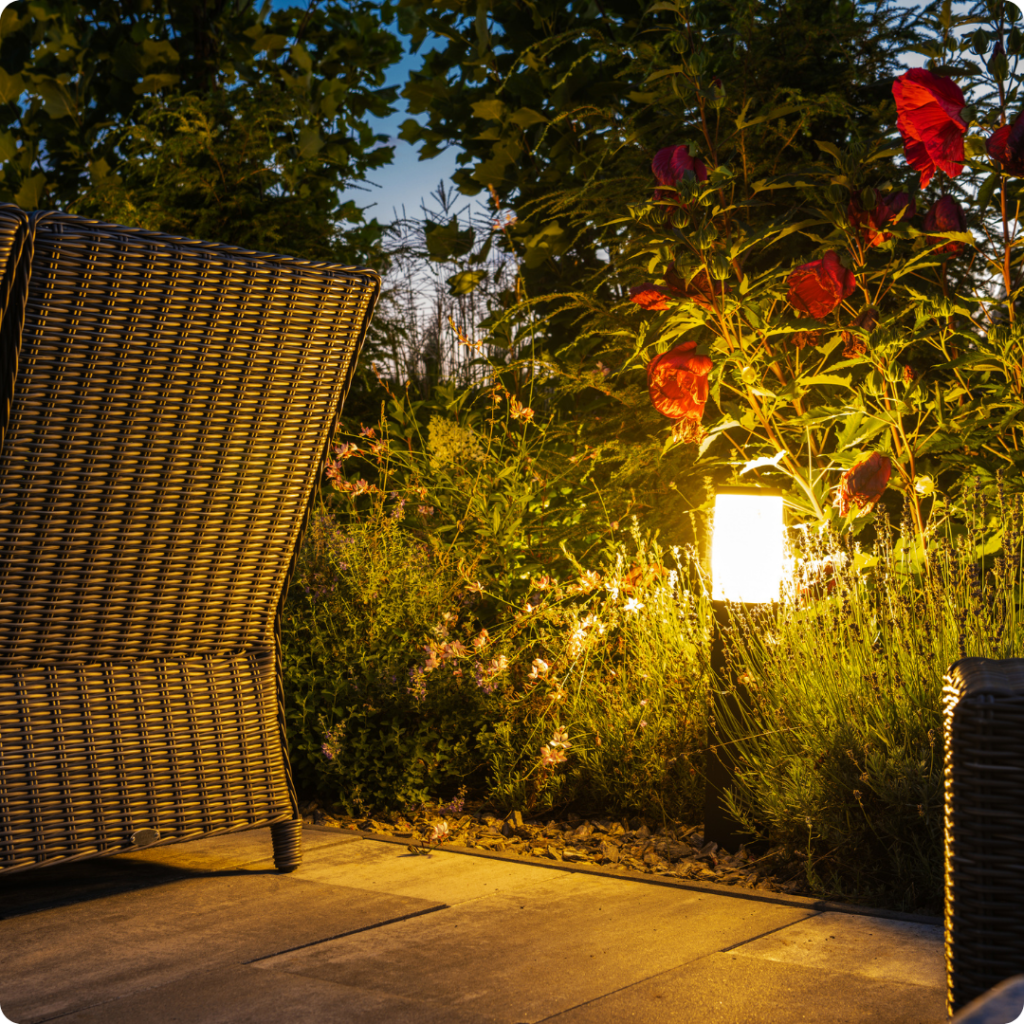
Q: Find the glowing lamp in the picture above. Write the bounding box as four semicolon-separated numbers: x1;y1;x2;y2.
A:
710;487;785;604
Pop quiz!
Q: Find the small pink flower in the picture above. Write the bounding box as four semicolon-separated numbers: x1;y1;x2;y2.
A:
549;726;571;749
528;658;550;680
428;820;450;843
417;505;434;517
472;628;490;649
443;640;469;658
334;442;360;460
423;645;440;672
539;745;567;768
352;479;371;495
596;362;610;377
640;720;648;729
359;425;377;438
509;397;535;422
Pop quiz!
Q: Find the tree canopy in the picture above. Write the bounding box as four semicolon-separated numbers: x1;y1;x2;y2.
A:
0;0;402;259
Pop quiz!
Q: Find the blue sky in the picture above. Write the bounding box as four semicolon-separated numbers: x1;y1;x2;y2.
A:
334;38;457;224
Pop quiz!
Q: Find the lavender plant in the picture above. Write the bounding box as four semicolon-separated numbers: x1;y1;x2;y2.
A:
715;489;1024;913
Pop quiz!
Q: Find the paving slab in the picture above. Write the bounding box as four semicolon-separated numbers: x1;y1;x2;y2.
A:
730;910;945;989
0;840;443;1023
287;829;622;906
13;964;496;1024
0;825;948;1024
543;950;946;1024
255;868;817;1023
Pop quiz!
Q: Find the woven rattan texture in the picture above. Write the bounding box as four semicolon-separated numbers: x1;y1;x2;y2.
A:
943;660;1024;1016
0;217;374;665
0;206;379;873
0;647;286;872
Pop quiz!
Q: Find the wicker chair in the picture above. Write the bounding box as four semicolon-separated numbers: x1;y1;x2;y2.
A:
944;657;1024;1016
0;205;379;875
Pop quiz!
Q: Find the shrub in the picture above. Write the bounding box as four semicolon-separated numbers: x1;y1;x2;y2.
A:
480;526;712;824
282;488;497;813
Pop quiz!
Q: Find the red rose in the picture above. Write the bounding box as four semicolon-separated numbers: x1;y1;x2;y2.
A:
834;452;891;517
629;284;674;311
652;144;709;188
647;341;713;421
892;69;967;189
848;192;916;247
987;109;1024;176
922;196;967;255
786;251;857;319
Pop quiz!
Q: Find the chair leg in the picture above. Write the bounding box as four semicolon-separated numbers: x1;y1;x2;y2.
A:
271;818;303;873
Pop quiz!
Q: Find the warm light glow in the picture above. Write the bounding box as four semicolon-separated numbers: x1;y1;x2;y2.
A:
711;490;785;603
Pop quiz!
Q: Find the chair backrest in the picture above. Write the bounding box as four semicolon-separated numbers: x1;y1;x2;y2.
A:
0;206;378;669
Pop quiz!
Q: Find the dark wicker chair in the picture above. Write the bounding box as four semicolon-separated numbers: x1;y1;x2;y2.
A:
944;658;1024;1016
0;205;379;875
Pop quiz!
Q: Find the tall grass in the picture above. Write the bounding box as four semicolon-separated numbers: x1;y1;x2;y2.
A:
715;492;1024;914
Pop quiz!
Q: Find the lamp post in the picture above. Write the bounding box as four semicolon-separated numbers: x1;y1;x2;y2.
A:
704;486;786;852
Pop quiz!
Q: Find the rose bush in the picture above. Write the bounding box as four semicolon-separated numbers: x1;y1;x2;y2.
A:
608;1;1024;554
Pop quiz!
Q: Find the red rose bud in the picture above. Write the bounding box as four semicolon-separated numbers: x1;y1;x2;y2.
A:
790;330;821;349
652;144;709;187
786;251;857;319
629;283;674;311
647;341;713;422
892;68;967;188
833;452;892;517
671;268;726;312
923;196;967;254
840;307;877;358
987;108;1024;175
848;192;916;247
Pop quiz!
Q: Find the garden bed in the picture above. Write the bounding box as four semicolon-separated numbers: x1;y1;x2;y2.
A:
299;799;817;897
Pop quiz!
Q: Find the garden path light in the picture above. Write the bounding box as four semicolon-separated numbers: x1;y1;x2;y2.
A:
705;487;785;853
710;488;785;604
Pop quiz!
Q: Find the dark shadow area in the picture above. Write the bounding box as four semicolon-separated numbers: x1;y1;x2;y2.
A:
0;856;279;920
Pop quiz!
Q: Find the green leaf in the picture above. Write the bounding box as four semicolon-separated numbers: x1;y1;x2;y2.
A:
813;139;842;163
734;104;803;131
471;99;507;121
36;79;73;118
447;269;487;295
298;125;324;159
425;216;475;261
133;73;181;96
864;147;903;164
253;33;289;53
0;4;30;33
977;173;999;215
14;171;46;209
510;107;547;128
0;131;17;164
800;374;854;388
0;69;23;105
291;43;313;74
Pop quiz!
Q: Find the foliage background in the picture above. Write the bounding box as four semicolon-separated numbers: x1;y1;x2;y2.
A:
6;0;1024;914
